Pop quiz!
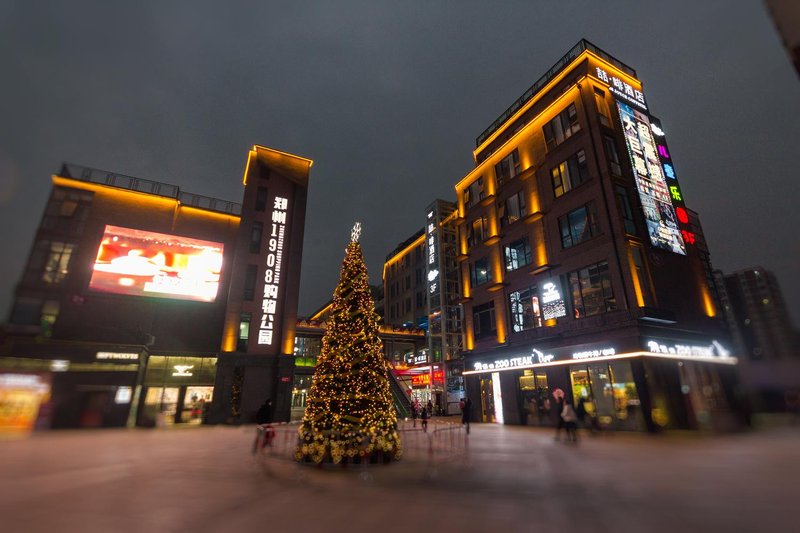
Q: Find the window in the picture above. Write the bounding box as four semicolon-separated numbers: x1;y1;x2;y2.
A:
543;103;581;150
551;150;589;198
603;136;622;176
464;177;485;208
40;300;59;337
238;313;251;351
42;242;75;284
559;203;600;248
255;187;268;212
250;222;263;254
244;264;258;300
468;216;488;247
568;261;616;318
509;286;542;332
473;301;496;339
405;298;411;313
504;238;532;271
495;149;521;187
594;88;611;127
415;268;422;284
615;185;636;234
405;276;411;290
416;291;424;309
500;191;527;227
470;257;492;287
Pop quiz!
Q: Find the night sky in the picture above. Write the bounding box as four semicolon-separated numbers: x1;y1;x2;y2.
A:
1;1;798;324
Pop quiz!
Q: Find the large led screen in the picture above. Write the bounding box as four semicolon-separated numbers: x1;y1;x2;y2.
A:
90;225;224;302
617;101;686;255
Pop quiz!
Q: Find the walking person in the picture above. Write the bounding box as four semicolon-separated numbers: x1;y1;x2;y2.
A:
421;402;429;432
561;399;579;443
460;397;472;434
553;395;565;441
426;399;434;418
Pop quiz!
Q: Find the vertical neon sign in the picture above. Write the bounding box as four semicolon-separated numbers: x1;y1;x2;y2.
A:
258;196;289;345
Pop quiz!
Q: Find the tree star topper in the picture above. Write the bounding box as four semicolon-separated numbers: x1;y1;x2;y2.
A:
351;221;362;243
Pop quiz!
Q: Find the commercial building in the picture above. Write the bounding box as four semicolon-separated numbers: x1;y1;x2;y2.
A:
1;146;311;430
383;200;465;414
456;40;744;431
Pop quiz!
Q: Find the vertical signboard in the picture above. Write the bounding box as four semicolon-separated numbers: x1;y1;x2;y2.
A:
617;101;686;255
648;118;695;247
257;196;289;345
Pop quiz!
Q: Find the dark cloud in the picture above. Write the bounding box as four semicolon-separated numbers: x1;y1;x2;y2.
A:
1;0;798;323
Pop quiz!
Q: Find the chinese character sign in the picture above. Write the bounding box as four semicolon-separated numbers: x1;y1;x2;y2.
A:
617;101;686;255
258;196;289;345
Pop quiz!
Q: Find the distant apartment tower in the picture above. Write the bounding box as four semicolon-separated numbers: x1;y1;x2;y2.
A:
722;267;796;361
455;40;742;432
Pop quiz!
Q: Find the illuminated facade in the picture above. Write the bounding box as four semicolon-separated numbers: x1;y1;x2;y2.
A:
457;40;745;431
1;145;310;429
382;200;464;415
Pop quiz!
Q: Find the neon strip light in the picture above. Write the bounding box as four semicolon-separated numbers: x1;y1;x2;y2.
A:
463;351;737;375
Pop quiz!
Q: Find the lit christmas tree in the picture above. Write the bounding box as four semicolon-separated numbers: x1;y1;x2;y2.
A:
296;222;402;464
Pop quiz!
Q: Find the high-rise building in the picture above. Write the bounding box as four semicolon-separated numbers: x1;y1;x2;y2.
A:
722;267;796;361
0;146;311;430
764;0;800;77
456;40;743;431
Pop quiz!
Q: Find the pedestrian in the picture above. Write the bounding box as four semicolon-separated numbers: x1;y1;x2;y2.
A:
576;397;588;431
461;397;472;434
553;395;565;441
421;402;429;432
561;400;579;443
426;399;434;418
252;398;273;454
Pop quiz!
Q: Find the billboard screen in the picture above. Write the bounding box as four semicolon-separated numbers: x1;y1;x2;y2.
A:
89;225;224;302
616;101;686;255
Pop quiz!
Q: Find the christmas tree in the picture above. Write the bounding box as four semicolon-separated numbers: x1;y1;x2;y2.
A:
295;223;402;464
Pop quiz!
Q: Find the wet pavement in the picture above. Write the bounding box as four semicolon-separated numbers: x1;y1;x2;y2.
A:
1;422;797;532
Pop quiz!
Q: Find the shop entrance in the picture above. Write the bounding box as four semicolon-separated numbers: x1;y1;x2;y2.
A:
142;385;213;426
479;374;497;423
518;370;549;426
139;355;216;427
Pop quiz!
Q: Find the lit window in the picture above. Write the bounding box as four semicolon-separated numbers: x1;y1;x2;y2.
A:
464;177;485;208
42;242;75;284
470;257;492;287
568;261;615;318
551;150;589;198
504;238;532;271
500;191;527;226
558;204;599;248
508;286;542;332
495;149;521;187
543;103;581;151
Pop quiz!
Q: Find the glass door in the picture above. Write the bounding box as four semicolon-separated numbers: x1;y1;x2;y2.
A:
479;376;496;423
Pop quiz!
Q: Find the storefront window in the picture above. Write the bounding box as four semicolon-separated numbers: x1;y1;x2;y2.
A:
290;375;313;421
140;356;217;426
570;361;643;430
479;376;496;423
609;362;644;430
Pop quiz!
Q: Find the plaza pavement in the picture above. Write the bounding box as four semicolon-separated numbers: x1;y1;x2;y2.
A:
0;421;797;532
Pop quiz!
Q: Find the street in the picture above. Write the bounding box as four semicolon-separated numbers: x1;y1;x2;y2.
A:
1;423;797;532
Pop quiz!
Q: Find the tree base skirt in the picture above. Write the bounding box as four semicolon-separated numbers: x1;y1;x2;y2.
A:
295;450;400;468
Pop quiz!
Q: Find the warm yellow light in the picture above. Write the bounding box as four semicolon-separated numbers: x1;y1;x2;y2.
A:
701;285;717;317
382;234;425;280
495;304;507;344
472;49;642;158
628;248;645;308
221;316;237;352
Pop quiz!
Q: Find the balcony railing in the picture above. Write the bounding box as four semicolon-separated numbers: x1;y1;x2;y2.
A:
475;39;637;148
59;163;242;216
